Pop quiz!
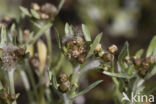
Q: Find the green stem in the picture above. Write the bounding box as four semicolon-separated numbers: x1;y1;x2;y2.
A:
8;70;17;104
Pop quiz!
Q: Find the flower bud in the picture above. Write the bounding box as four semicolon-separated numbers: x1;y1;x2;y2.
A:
58;83;69;93
103;53;114;62
41;3;57;17
108;44;118;54
29;55;40;69
95;44;102;52
77;54;86;64
31;3;40;11
58;72;68;83
138;69;148;78
132;56;142;69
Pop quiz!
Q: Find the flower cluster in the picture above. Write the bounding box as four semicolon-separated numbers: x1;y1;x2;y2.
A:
0;87;19;104
57;72;70;93
31;3;57;19
95;44;118;70
132;55;155;77
1;44;25;71
65;36;88;64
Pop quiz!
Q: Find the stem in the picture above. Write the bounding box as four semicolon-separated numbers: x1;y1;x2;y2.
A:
63;94;73;104
8;69;17;104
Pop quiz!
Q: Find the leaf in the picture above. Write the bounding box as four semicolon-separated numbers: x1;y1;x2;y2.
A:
86;33;102;58
71;80;103;99
135;49;144;58
145;65;156;80
54;28;61;49
29;23;52;44
102;71;133;79
31;9;40;19
52;74;58;89
65;23;74;36
37;40;47;73
20;6;31;17
146;36;156;57
82;24;91;42
118;42;129;69
0;26;7;47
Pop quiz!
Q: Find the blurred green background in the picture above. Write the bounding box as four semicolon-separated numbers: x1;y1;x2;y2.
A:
0;0;156;104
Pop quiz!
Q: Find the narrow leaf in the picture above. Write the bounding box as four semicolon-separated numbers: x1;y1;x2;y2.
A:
135;49;144;58
65;23;74;36
0;26;7;47
82;24;91;42
87;33;102;58
102;71;133;79
55;28;61;49
20;6;31;17
146;36;156;57
72;80;103;99
29;23;52;44
118;42;129;69
31;9;40;19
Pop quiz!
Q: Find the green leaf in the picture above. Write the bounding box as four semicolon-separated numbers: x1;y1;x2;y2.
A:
82;24;91;42
31;9;40;19
0;26;7;47
51;74;58;89
102;71;133;79
118;42;129;69
54;28;61;49
20;6;31;17
71;80;103;99
65;23;74;36
146;36;156;57
29;23;52;44
135;49;144;58
86;33;102;58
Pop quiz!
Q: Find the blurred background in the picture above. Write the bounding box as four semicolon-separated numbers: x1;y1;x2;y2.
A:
0;0;156;104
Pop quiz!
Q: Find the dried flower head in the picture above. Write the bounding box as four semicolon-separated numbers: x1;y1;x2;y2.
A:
1;44;25;71
41;3;57;17
58;81;70;93
65;36;88;64
29;54;40;69
58;72;68;83
31;3;57;20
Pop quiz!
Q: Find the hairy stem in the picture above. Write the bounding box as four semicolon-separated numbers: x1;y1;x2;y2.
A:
8;69;17;104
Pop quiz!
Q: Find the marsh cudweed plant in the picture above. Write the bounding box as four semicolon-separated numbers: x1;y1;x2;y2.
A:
0;0;155;104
